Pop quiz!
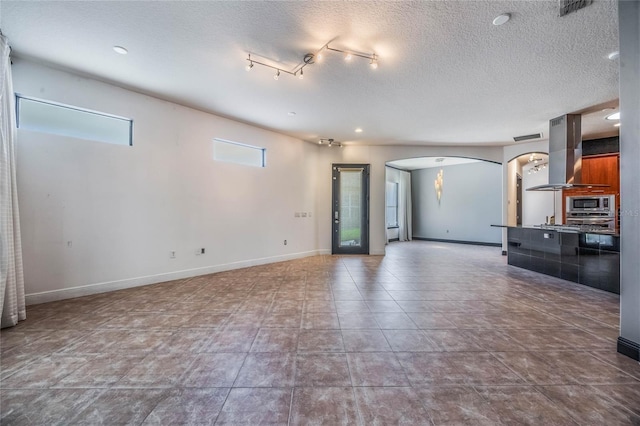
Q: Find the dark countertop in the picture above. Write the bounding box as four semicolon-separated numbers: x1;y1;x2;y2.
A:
492;224;619;237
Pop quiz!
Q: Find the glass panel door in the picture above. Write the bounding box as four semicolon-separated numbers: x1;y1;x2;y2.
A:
332;164;370;254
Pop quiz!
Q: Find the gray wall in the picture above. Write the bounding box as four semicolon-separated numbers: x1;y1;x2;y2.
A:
412;161;501;244
619;1;640;349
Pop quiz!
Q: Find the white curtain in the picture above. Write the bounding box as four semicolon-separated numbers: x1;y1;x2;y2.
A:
397;170;412;241
0;34;26;328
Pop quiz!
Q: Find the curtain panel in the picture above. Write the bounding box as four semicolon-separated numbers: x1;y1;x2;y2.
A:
0;34;26;328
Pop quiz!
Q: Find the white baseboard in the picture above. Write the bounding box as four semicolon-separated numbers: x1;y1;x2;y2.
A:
25;249;329;305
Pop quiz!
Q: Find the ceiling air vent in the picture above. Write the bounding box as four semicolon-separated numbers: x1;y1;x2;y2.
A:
559;0;592;17
513;133;543;142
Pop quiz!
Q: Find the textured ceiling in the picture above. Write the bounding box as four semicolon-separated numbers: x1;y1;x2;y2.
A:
1;1;620;146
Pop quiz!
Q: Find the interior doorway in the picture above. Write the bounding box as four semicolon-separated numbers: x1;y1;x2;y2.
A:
516;173;523;226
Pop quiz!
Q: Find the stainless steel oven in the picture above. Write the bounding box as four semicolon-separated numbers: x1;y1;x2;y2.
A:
566;195;615;231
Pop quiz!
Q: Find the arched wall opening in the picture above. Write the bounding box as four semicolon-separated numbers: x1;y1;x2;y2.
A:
506;152;554;227
386;156;503;247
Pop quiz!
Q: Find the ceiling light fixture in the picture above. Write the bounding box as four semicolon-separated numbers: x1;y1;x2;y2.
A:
614;123;620;127
606;112;620;120
274;70;280;80
608;51;620;60
318;138;342;148
113;46;128;55
355;128;363;133
244;41;377;80
492;13;511;26
527;153;548;174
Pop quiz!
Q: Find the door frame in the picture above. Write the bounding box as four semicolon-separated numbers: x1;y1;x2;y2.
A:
332;163;370;255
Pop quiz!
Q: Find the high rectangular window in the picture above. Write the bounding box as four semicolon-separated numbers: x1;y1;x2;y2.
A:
213;138;265;167
386;181;399;228
16;95;133;146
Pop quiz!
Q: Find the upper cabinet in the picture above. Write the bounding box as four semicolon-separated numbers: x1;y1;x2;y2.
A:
581;153;620;195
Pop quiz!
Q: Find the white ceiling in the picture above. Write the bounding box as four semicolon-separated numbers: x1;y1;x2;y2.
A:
387;157;482;171
1;1;620;146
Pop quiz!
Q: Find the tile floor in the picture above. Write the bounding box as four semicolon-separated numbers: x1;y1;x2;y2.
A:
1;241;639;425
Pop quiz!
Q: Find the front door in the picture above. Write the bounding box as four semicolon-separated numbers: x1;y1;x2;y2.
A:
332;164;370;254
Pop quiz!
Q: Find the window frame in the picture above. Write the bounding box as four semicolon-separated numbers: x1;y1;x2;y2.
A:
386;181;399;229
213;137;266;168
15;93;134;146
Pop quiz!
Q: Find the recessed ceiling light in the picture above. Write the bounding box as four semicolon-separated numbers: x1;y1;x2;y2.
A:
606;112;620;120
288;112;296;116
113;46;128;55
355;128;363;133
608;51;620;60
614;123;620;127
492;13;511;26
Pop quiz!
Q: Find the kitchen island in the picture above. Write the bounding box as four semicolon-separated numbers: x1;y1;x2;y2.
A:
507;226;620;294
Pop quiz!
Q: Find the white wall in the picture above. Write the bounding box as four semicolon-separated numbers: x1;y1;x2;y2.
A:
411;162;502;244
14;59;326;304
619;0;640;350
521;162;555;226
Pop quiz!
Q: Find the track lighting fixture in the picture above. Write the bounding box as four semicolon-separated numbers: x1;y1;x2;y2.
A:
318;138;343;148
527;153;547;174
244;41;378;81
370;55;378;69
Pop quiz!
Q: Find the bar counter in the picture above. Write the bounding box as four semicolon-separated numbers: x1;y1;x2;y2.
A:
507;226;620;294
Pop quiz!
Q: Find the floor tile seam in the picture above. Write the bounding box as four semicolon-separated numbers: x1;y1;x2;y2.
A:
558;349;640;374
508;384;583;425
536;309;617;331
586;383;640;417
484;351;537;386
586;351;640;379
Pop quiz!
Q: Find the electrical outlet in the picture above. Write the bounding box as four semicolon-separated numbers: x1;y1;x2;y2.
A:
170;251;176;259
201;248;205;254
301;212;308;217
294;212;301;218
284;240;287;245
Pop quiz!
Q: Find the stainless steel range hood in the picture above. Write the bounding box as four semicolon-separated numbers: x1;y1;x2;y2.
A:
526;113;607;191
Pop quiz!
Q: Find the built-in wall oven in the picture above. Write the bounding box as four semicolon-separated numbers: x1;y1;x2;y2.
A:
566;195;616;231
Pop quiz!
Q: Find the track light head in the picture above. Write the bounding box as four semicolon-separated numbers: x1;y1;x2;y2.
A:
344;53;353;61
298;69;304;80
303;53;315;64
245;62;253;71
274;70;280;80
370;59;378;69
